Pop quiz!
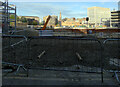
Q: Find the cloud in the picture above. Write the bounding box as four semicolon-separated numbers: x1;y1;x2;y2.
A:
14;2;74;19
62;10;87;18
9;2;118;20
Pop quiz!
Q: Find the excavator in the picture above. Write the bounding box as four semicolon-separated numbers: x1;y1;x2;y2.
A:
40;15;89;34
42;15;51;30
41;15;86;34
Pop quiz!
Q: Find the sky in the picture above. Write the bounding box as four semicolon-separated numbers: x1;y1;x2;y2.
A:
9;2;119;20
2;0;120;2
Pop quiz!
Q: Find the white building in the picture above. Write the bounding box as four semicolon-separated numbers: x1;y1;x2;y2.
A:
87;6;111;27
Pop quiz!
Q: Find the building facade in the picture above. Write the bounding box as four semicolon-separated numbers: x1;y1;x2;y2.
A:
61;18;87;27
19;16;40;22
111;10;120;28
87;6;111;27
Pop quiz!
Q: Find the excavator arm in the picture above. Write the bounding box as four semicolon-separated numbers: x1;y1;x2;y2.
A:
42;15;51;30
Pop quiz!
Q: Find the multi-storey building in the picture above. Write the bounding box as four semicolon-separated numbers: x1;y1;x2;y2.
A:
111;10;120;28
87;6;111;27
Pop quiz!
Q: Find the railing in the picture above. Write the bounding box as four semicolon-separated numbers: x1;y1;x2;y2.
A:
103;38;120;83
2;35;28;74
27;36;104;83
2;35;120;84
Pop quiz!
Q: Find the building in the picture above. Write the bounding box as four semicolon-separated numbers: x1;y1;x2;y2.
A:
111;10;120;28
39;18;42;23
110;1;120;28
87;6;111;27
43;15;58;27
19;16;40;22
18;16;40;25
59;12;62;21
118;1;120;10
61;18;87;27
77;18;87;25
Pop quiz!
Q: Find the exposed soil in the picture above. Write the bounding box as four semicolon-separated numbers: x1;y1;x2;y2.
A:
2;36;120;71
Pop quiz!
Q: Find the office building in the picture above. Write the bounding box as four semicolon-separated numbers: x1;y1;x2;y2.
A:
87;6;111;27
111;10;120;28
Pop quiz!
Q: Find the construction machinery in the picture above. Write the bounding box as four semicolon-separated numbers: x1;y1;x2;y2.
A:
42;15;51;30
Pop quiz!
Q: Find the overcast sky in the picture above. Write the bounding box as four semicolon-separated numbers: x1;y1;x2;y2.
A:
9;2;118;20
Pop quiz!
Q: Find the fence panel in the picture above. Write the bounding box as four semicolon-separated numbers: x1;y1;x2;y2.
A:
2;35;104;82
103;39;120;71
103;39;120;83
28;36;103;73
2;35;28;73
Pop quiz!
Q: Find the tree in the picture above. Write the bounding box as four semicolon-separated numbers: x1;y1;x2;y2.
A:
10;14;15;19
27;19;39;25
10;14;19;21
21;16;27;23
32;20;38;25
27;19;34;25
17;17;20;21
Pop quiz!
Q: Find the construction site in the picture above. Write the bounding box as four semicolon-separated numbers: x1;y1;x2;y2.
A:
1;0;120;86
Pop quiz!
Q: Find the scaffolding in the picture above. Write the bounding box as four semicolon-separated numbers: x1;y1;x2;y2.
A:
0;0;16;34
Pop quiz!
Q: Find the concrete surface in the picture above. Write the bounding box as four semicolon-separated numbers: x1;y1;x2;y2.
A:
2;69;120;86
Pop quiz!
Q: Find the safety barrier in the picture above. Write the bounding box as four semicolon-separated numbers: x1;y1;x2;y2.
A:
27;36;104;82
103;38;120;83
3;35;120;83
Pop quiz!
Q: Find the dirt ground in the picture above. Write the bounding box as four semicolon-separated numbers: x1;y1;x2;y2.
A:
2;31;120;85
2;35;120;71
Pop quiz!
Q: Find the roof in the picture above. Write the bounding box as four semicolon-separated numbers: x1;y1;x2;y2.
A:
19;16;39;18
88;6;110;10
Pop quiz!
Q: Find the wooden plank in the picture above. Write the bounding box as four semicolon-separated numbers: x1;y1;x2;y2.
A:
38;51;46;59
76;52;82;61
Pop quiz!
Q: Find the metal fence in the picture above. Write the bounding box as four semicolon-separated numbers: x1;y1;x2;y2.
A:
27;36;103;82
103;39;120;83
3;35;120;83
2;35;28;73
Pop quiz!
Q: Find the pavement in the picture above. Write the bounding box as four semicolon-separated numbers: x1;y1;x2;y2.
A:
2;69;120;86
